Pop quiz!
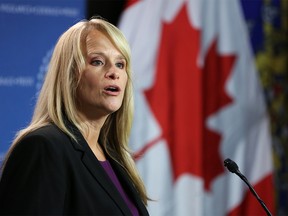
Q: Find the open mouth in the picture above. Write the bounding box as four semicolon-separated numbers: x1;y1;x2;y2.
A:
104;86;120;93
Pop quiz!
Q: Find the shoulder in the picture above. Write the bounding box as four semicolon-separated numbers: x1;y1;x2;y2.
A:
2;124;78;175
12;124;72;158
1;125;68;178
25;124;68;141
22;124;71;146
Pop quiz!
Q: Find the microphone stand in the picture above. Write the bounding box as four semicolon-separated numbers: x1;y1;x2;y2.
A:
224;158;272;216
234;170;272;216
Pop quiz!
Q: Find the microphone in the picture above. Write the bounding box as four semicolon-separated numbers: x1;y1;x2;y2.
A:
224;158;272;216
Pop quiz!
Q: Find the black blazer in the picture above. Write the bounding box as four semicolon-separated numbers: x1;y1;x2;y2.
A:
0;121;149;216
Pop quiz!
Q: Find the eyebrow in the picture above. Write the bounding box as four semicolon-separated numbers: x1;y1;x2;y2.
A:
89;52;126;61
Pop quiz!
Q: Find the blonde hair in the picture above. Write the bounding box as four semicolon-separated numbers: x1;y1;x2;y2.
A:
2;17;148;204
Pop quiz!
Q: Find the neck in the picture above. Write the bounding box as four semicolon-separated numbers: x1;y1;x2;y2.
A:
78;112;108;161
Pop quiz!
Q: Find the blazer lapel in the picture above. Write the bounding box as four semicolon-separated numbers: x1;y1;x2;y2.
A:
65;120;132;216
81;153;132;216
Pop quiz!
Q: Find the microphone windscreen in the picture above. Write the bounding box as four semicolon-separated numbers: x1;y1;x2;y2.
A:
224;158;239;173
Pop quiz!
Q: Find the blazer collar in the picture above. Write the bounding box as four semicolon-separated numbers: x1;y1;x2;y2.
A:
64;119;139;216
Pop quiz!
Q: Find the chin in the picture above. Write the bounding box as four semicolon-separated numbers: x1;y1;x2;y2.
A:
106;104;122;114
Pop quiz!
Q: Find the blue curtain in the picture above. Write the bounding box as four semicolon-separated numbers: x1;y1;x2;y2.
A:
0;0;86;160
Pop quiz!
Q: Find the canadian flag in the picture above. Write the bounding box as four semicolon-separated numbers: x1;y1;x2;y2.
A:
119;0;275;215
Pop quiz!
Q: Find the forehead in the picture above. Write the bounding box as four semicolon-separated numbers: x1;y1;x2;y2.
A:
86;30;116;53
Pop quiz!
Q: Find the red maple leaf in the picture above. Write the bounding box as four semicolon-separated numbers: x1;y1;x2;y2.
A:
202;39;236;190
144;4;202;181
143;4;236;191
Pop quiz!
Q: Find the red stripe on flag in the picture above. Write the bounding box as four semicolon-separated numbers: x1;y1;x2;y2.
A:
124;0;140;9
228;174;275;216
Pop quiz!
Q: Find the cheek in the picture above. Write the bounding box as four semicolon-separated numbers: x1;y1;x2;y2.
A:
81;70;100;88
122;74;128;89
77;72;99;99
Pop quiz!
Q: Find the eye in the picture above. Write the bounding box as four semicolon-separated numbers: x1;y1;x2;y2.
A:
91;59;103;66
115;62;125;69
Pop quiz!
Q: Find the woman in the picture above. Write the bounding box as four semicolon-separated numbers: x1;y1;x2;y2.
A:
0;17;149;215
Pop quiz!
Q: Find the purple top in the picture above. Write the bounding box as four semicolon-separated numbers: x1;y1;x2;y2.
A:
100;160;139;216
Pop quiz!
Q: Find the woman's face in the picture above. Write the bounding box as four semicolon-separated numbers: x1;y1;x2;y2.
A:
77;29;128;119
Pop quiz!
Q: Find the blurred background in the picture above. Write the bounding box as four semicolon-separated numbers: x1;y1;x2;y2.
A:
0;0;287;215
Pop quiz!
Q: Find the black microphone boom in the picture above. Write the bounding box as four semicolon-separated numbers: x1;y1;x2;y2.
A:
224;158;272;216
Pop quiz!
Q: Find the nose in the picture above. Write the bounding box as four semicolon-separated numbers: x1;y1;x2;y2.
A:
105;65;119;80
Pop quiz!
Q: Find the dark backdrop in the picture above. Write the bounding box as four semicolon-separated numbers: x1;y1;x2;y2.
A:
87;0;125;25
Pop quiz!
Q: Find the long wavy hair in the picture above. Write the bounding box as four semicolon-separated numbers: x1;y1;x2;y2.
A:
2;17;148;204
